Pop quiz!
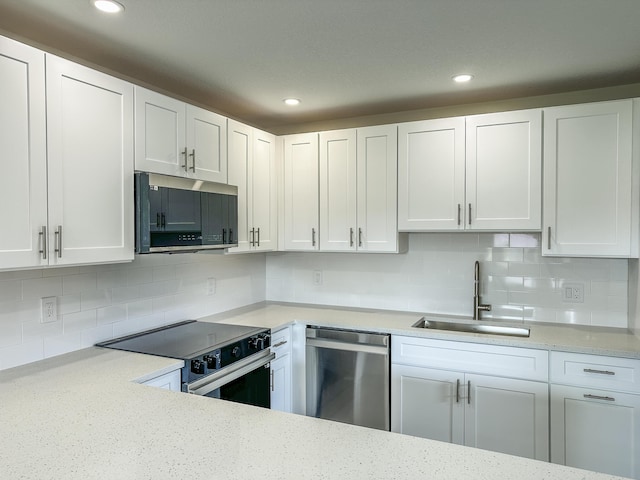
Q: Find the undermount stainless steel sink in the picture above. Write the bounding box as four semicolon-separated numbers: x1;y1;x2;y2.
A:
412;318;530;338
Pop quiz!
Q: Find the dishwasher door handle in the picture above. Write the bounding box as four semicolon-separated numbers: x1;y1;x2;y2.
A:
306;337;389;355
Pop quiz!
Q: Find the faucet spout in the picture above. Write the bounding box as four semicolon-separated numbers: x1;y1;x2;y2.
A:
473;261;492;320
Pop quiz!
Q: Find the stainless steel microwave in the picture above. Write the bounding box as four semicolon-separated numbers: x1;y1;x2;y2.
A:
135;172;238;253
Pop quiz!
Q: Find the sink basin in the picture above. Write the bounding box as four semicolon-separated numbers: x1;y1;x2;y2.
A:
412;318;530;338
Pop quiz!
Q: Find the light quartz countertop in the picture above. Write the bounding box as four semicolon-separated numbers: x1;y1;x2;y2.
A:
200;302;640;359
1;302;638;479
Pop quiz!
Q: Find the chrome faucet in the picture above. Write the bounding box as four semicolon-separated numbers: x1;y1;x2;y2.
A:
473;261;492;320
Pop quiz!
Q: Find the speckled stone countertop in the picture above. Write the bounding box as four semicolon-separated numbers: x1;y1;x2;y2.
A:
200;302;640;359
0;346;629;479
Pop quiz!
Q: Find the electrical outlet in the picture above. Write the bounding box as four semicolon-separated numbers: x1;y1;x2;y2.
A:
40;296;58;323
562;283;584;303
206;278;216;295
313;270;323;285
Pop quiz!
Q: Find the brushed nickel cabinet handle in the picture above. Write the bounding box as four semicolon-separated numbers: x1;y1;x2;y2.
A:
39;226;47;260
350;227;354;247
54;225;62;258
272;340;288;348
182;147;188;171
256;228;260;247
456;379;460;403
467;380;471;405
358;227;363;247
312;228;316;247
270;370;274;392
250;228;255;247
468;204;472;225
189;149;196;172
583;368;615;376
584;394;615;402
547;226;551;250
457;204;461;226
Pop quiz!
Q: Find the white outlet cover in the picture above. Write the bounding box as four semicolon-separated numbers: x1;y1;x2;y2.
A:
562;283;584;303
40;296;58;323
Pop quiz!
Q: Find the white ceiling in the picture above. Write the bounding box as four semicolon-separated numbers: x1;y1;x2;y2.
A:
1;0;640;132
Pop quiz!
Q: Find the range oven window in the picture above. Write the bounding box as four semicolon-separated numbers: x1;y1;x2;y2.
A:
205;362;271;409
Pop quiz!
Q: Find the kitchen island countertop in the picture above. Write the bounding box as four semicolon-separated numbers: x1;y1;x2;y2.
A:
0;345;629;480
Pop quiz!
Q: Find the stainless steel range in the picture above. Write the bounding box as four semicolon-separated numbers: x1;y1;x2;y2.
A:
97;320;273;408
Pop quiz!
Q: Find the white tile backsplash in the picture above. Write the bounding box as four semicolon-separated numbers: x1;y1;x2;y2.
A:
267;233;629;328
0;252;267;371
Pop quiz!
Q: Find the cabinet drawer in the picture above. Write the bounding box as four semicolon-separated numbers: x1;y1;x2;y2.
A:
392;335;548;382
550;351;640;393
271;325;292;358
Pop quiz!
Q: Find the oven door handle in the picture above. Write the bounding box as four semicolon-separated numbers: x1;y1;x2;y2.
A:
186;350;275;397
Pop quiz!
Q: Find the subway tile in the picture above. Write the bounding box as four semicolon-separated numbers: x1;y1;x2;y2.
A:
63;310;97;333
80;324;114;347
491;248;524;263
97;305;127;325
509;233;540;248
22;276;62;299
0;339;44;370
591;311;627;328
479;233;510;248
523;306;558;323
58;294;81;315
80;289;112;311
556;309;592;325
0;320;22;348
0;280;22;302
111;285;140;304
44;332;83;358
97;270;128;290
126;267;153;286
508;262;541;278
127;299;153;319
62;273;97;295
22;318;63;342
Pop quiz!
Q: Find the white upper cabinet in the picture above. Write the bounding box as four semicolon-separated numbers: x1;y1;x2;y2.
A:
135;87;227;183
543;99;637;257
466;110;542;230
317;125;400;253
0;37;47;269
356;124;399;252
319;129;357;251
398;117;465;231
283;133;319;251
46;55;134;265
227;120;277;252
398;109;542;232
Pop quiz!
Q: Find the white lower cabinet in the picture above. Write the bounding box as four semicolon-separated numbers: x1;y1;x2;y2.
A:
270;325;292;412
140;369;181;392
391;336;549;461
550;351;640;479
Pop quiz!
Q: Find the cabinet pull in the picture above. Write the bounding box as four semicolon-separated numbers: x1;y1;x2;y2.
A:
229;228;234;244
39;226;47;260
583;368;615;376
312;228;316;247
250;228;255;247
272;340;288;348
156;213;161;228
350;228;354;247
256;228;260;247
467;380;471;405
468;204;472;225
189;149;196;171
161;213;166;228
547;226;551;250
270;370;274;392
584;394;615;402
457;204;461;226
358;227;363;247
456;379;460;403
222;229;226;244
54;226;63;258
181;147;188;171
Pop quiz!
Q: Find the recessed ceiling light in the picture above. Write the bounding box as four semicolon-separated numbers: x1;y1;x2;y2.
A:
283;98;301;106
93;0;124;13
453;74;473;83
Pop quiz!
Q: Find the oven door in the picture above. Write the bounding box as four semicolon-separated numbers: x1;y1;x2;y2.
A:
185;349;275;409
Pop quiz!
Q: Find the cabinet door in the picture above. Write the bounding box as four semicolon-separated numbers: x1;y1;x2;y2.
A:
186;105;227;183
550;384;640;479
356;124;398;252
543;100;634;257
391;364;464;444
227;120;252;252
283;133;319;251
251;129;277;251
134;86;186;177
319;129;357;251
398;118;465;231
46;55;134;265
465;374;549;461
270;354;292;413
141;370;181;392
466;109;542;231
0;37;47;269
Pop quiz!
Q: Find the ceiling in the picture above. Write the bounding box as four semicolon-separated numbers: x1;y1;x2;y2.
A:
1;0;640;133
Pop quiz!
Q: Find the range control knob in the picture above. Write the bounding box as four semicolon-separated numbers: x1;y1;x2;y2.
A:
190;359;205;375
248;336;259;349
203;354;218;370
257;333;271;349
232;346;241;358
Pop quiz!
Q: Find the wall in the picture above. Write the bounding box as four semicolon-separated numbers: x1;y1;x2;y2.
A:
267;233;628;327
0;253;266;371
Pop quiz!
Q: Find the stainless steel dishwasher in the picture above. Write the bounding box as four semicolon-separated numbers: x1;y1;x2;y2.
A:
306;326;390;431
